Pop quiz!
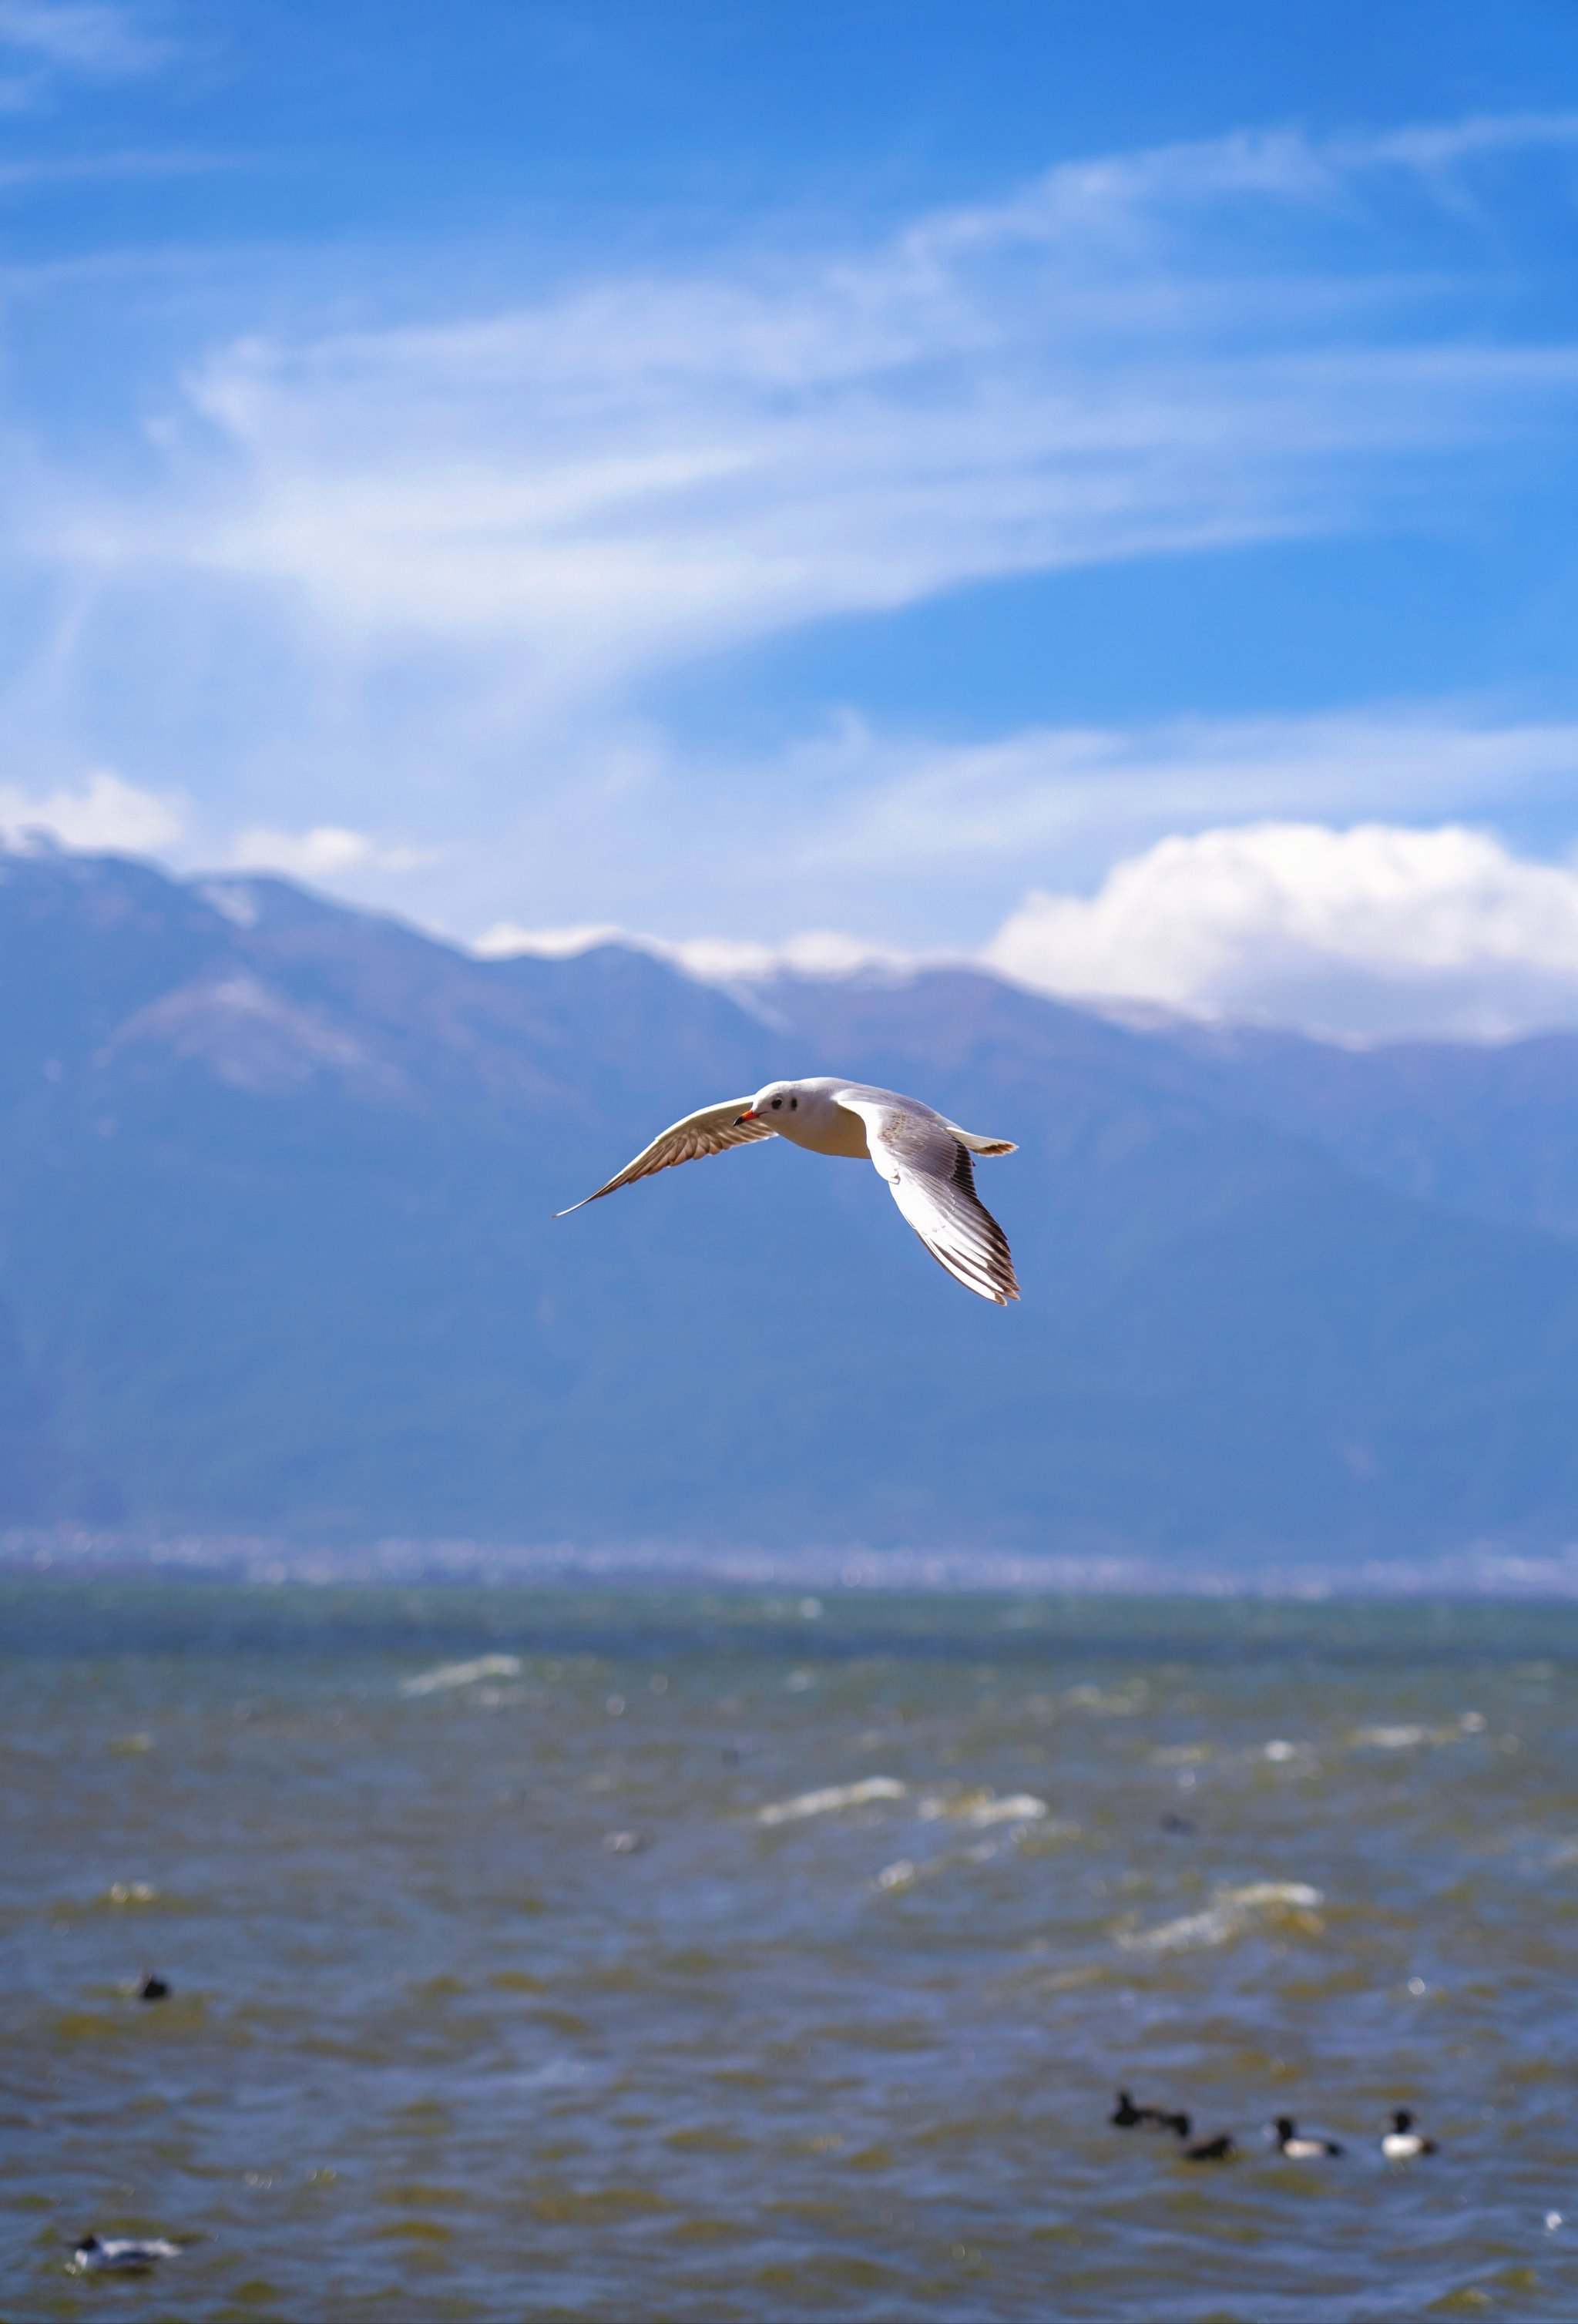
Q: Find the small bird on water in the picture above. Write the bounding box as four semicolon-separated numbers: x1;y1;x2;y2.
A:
136;1971;170;2001
559;1078;1019;1304
1272;2116;1344;2158
1110;2090;1189;2135
1182;2133;1237;2162
1381;2108;1436;2159
71;2235;182;2275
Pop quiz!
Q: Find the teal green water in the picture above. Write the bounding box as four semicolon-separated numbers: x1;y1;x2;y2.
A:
4;1583;1578;2320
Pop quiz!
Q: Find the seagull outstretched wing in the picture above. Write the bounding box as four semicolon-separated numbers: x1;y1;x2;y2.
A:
557;1098;776;1214
835;1092;1020;1305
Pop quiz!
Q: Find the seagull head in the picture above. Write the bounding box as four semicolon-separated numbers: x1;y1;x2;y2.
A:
738;1080;803;1127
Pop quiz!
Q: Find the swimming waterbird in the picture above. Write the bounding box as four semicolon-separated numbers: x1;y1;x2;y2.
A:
1272;2116;1344;2158
136;1972;170;2000
1111;2091;1189;2134
1381;2109;1436;2159
560;1079;1019;1305
71;2235;181;2275
1182;2133;1237;2162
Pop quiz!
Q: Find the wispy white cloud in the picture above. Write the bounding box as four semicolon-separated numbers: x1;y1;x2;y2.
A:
8;114;1578;939
0;0;165;90
790;707;1578;881
0;149;228;191
987;821;1578;1040
462;703;1578;948
82;110;1578;704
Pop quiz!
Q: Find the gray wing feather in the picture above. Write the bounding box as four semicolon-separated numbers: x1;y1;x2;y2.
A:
838;1096;1020;1305
557;1098;774;1214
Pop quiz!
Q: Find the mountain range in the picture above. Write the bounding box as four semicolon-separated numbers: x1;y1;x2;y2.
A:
4;845;1578;1565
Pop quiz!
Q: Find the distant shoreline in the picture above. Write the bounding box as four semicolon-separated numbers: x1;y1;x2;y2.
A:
5;1530;1578;1600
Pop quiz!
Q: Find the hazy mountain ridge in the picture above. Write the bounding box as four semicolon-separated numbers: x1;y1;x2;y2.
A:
3;846;1578;1560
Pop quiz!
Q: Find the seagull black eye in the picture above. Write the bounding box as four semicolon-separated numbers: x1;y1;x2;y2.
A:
771;1098;782;1109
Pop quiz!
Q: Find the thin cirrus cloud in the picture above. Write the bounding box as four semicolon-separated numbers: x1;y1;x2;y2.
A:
791;707;1578;883
129;107;1578;710
0;0;163;87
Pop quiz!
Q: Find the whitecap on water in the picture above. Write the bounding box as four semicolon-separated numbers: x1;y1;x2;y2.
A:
1120;1879;1325;1952
1064;1684;1146;1715
918;1789;1049;1827
756;1777;908;1826
875;1858;917;1890
1348;1714;1486;1749
400;1654;522;1697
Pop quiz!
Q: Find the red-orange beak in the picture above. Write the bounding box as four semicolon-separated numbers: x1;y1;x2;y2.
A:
736;1108;759;1123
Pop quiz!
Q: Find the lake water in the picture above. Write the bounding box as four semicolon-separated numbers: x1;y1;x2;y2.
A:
4;1580;1578;2321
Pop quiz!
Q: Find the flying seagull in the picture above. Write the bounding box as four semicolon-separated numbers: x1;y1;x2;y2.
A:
559;1076;1020;1304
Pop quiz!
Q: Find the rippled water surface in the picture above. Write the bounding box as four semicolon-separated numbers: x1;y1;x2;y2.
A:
5;1581;1578;2320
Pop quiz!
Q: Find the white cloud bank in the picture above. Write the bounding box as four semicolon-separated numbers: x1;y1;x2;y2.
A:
485;821;1578;1044
989;823;1578;1040
228;824;434;880
0;767;184;851
476;919;904;983
0;776;438;896
12;781;1578;1043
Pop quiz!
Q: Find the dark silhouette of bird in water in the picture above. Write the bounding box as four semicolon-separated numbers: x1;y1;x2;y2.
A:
1110;2090;1189;2135
136;1972;170;2001
1182;2132;1237;2162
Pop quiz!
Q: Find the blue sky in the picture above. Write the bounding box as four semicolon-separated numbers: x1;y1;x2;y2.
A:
8;0;1578;1034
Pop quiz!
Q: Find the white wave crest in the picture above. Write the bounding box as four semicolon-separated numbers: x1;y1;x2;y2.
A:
757;1777;908;1825
400;1654;522;1696
1121;1879;1325;1953
918;1789;1049;1826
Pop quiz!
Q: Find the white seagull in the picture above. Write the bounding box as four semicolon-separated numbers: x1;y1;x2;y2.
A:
559;1076;1020;1304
